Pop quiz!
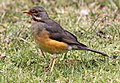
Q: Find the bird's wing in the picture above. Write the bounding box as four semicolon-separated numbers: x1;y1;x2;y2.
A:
44;19;87;47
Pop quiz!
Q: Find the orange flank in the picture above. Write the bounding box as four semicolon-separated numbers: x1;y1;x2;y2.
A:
34;30;68;54
35;37;68;54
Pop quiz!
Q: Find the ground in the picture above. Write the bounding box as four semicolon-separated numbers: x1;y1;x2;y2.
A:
0;0;120;83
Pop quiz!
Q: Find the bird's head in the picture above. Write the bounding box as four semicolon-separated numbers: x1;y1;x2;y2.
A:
24;6;49;21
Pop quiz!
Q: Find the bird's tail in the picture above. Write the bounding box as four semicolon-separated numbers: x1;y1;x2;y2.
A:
76;45;109;57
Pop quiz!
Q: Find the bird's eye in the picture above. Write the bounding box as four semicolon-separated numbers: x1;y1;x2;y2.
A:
33;10;38;13
35;10;39;13
32;10;38;13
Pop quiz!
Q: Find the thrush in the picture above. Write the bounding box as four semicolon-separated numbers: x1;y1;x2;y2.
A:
24;6;114;72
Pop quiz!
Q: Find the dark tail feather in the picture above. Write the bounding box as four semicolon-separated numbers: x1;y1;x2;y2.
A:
77;46;109;57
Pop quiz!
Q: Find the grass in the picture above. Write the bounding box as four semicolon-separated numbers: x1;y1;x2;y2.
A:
0;0;120;83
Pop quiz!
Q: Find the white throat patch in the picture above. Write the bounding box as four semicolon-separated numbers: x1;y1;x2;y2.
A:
34;16;42;20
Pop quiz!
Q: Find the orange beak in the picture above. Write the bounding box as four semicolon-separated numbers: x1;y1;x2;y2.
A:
23;11;32;15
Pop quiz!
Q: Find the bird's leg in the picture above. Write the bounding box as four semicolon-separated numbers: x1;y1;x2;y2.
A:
45;54;57;72
38;49;47;64
40;49;46;59
38;49;46;58
49;54;57;72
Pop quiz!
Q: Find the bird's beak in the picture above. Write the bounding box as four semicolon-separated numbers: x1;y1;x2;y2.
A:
23;11;32;15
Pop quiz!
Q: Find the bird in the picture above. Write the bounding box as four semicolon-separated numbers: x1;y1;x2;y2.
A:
24;6;113;72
